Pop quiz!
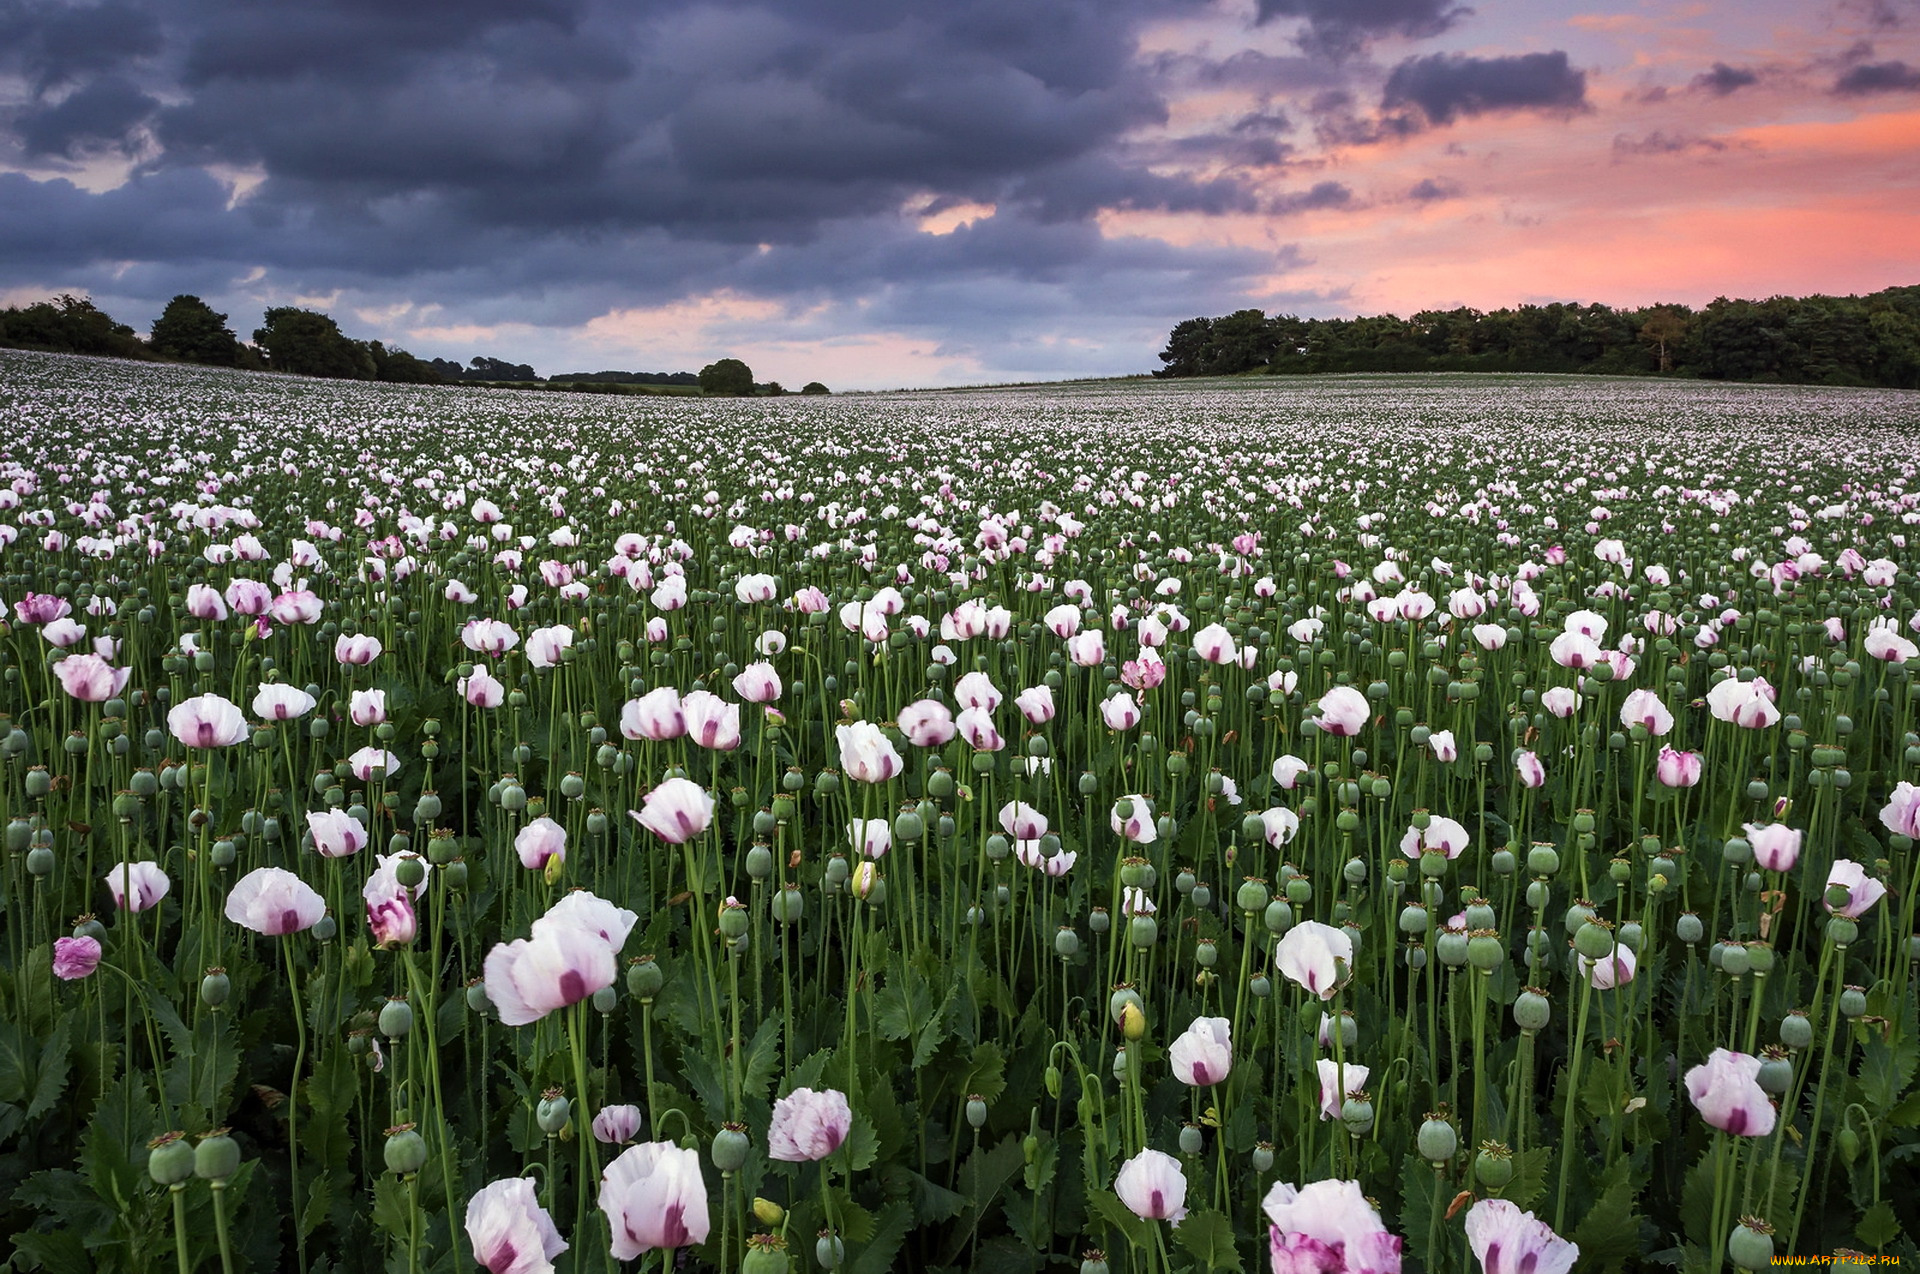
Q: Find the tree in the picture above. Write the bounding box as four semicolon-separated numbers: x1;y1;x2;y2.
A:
366;340;443;384
253;308;374;379
1155;318;1215;377
150;295;240;366
699;358;754;397
468;356;537;382
801;381;830;395
1638;307;1689;374
0;294;144;357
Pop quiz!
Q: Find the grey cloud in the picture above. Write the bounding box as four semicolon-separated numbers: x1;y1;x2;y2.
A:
1691;62;1758;95
1611;130;1728;157
1254;0;1470;59
1833;59;1920;92
1381;51;1588;126
14;75;157;157
1405;176;1459;201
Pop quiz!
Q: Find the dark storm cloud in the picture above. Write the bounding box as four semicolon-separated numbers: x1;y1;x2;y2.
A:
1691;62;1759;96
1832;59;1920;92
0;0;1365;377
1253;0;1470;60
13;75;157;158
1380;51;1588;126
0;0;163;91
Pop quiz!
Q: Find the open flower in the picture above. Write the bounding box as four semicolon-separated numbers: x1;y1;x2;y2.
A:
1169;1016;1232;1087
483;924;617;1026
1317;1058;1371;1121
621;687;685;741
1465;1198;1579;1274
1825;859;1887;918
168;693;248;748
836;721;903;782
1115;1149;1187;1225
1684;1048;1776;1136
593;1105;644;1145
767;1087;852;1161
897;700;956;747
601;1142;710;1258
1110;795;1156;844
105;861;170;912
631;778;714;845
467;1176;566;1274
682;690;742;751
1263;1179;1402;1274
1744;822;1801;872
1315;685;1369;736
1274;921;1352;999
515;817;568;870
52;653;130;703
1399;816;1469;859
225;867;326;935
307;808;369;858
253;683;317;720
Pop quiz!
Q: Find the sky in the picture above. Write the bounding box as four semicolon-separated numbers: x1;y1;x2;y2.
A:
2;0;1917;390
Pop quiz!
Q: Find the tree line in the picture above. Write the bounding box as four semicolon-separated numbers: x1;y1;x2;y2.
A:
1155;285;1920;389
0;294;829;394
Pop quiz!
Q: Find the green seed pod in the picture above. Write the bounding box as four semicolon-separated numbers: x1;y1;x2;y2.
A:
966;1096;988;1129
379;998;414;1039
536;1092;571;1135
1756;1052;1793;1095
148;1133;196;1186
201;968;232;1008
1054;927;1080;958
1472;1143;1514;1189
194;1131;241;1182
626;957;664;1000
1417;1116;1458;1163
1780;1011;1812;1050
1513;988;1551;1032
384;1126;428;1176
1727;1220;1774;1271
743;1235;790;1274
1840;985;1867;1018
1178;1122;1204;1154
711;1123;750;1172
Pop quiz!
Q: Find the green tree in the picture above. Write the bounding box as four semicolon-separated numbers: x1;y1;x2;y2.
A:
1155;317;1215;377
150;294;240;366
801;381;830;395
699;357;754;397
253;308;375;379
366;340;443;384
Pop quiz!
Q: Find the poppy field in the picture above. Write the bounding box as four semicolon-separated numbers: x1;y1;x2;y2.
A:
2;347;1918;1274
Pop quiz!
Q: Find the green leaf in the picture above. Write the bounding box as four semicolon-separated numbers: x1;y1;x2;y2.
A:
10;1229;91;1272
903;1169;968;1224
1858;1035;1917;1115
742;1016;782;1104
1172;1208;1244;1273
0;1020;32;1104
1507;1145;1551;1214
874;959;933;1041
1399;1155;1441;1272
301;1046;360;1174
1023;1132;1056;1194
677;1042;728;1125
1087;1187;1152;1254
845;1108;880;1173
372;1173;411;1239
1857;1199;1903;1248
1569;1162;1642;1274
1681;1149;1718;1251
850;1200;912;1274
25;1014;71;1122
962;1041;1008;1105
784;1048;833;1097
956;1133;1025;1222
